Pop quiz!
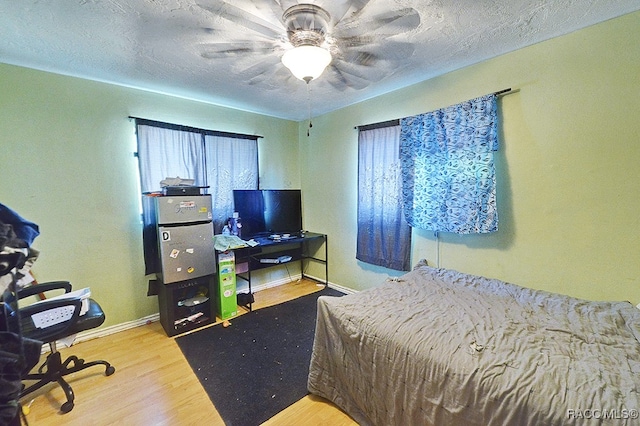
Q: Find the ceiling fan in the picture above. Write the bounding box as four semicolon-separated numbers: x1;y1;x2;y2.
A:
196;0;421;91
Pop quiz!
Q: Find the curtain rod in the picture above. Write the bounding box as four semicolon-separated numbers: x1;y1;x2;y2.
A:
129;116;264;139
355;88;513;131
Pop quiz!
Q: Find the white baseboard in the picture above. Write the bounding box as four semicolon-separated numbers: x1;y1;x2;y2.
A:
301;272;356;295
44;313;160;353
74;313;160;344
326;281;356;295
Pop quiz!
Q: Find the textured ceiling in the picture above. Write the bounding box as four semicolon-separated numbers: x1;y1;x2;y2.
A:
1;0;638;121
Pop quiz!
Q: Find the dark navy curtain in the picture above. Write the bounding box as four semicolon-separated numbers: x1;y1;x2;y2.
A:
357;125;412;271
400;94;498;234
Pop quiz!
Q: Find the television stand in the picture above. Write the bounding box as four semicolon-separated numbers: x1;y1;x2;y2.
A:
226;232;328;311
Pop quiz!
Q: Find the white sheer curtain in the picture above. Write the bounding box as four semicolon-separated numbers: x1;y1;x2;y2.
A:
136;120;259;235
205;135;258;232
357;125;412;271
137;125;205;193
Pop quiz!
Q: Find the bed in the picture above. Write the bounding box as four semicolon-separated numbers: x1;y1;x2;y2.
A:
308;260;640;425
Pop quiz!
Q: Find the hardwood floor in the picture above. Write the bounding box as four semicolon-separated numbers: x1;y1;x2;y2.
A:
20;279;357;425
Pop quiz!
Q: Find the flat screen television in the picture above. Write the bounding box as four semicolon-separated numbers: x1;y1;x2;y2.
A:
233;189;303;238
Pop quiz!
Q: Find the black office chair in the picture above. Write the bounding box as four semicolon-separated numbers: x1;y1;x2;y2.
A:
16;281;115;413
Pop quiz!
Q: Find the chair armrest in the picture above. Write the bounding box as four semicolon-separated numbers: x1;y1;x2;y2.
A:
17;280;72;299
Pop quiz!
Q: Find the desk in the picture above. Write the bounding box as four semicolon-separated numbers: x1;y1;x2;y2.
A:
232;232;328;310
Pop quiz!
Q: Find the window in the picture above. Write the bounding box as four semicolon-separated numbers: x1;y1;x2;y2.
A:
204;134;259;233
135;119;259;233
356;124;412;271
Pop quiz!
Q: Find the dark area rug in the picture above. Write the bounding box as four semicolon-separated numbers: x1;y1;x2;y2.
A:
176;287;344;426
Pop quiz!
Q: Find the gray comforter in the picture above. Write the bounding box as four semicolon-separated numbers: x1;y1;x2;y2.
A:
308;261;640;425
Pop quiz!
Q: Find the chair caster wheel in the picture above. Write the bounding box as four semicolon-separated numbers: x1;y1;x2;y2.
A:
60;401;74;413
105;365;115;376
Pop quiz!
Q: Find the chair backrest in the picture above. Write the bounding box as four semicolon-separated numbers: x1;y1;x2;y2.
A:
16;281;82;344
18;298;83;343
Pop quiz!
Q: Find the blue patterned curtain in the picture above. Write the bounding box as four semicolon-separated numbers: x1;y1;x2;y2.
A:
400;94;498;234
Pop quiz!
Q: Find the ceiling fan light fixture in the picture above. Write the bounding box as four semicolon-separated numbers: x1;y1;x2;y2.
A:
282;45;332;82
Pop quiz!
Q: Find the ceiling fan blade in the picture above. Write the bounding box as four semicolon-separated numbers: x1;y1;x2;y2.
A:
247;68;293;88
239;56;291;88
325;65;370;91
239;54;279;74
200;41;278;59
338;49;380;67
196;0;284;39
336;8;420;38
332;35;376;49
328;43;416;89
246;0;286;25
328;0;373;26
331;61;374;82
331;39;414;70
325;70;349;91
357;41;416;63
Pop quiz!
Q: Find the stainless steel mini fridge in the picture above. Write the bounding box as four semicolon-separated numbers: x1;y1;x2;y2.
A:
143;195;216;284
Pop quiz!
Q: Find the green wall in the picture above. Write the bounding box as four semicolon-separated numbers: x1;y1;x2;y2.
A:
0;65;299;326
301;11;640;304
2;11;638;331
